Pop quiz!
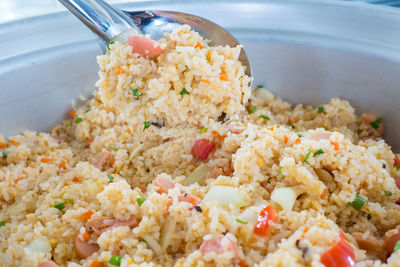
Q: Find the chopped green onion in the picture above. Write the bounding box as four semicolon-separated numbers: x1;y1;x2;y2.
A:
278;167;283;174
317;106;324;113
313;149;324;157
75;118;83;124
291;125;295;129
139;237;147;242
297;134;303;138
108;175;114;181
250;106;257;114
385;191;392;196
54;201;65;211
109;254;121;266
132;88;143;97
370;117;382;129
0;221;5;227
136;197;146;206
143;121;150;131
396;166;400;171
236;218;248;224
65;199;73;204
106;41;115;50
200;127;208;133
394;241;400;253
257;85;263;88
179;88;189;95
109;146;119;151
259;115;270;120
349;196;365;210
304;151;312;162
85;109;90;113
367;213;372;220
267;177;274;184
2;152;7;159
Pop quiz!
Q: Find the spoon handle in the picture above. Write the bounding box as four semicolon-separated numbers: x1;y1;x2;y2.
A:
58;0;141;42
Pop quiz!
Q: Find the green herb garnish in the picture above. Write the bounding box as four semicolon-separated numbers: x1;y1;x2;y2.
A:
75;118;83;124
297;134;303;138
109;254;121;266
106;41;115;50
2;152;7;159
396;166;400;171
313;149;324;157
179;88;189;95
109;146;119;151
108;175;114;181
259;115;270;120
139;237;147;242
143;121;150;131
349;196;365;210
394;241;400;252
267;177;274;184
291;125;296;129
136;197;146;206
236;218;248;224
317;106;324;114
200;127;208;133
132;88;143;97
85;109;91;113
370;117;382;129
278;167;283;174
54;201;65;211
304;151;312;162
250;106;257;114
257;85;263;88
385;190;392;196
0;221;5;227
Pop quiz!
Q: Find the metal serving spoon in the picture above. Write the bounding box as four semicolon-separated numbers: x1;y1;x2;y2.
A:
58;0;251;77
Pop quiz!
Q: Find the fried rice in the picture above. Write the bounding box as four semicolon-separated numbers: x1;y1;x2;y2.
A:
1;25;400;267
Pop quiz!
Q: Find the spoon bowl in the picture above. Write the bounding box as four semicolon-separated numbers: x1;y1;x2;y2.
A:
59;0;252;77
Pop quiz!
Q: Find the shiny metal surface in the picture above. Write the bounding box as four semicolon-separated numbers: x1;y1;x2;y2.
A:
58;0;252;77
1;0;400;150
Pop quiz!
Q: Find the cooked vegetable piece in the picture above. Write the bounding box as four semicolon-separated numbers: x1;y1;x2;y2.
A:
320;231;355;267
191;139;215;160
203;186;246;208
254;205;279;236
109;254;121;266
271;187;297;211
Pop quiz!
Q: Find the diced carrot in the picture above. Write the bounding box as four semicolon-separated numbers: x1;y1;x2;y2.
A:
239;259;249;267
179;241;186;251
201;79;211;84
321;188;327;199
72;176;79;182
301;226;309;239
295;138;301;144
211;130;226;139
90;260;102;267
82;210;94;220
225;167;233;176
241;93;244;104
10;140;19;146
173;40;177;46
28;164;35;168
284;135;288;144
70;110;76;118
330;141;339;151
293;118;299;123
15;177;24;183
41;157;51;163
59;161;66;169
116;67;125;75
138;186;145;192
195;42;203;49
0;142;5;149
109;159;115;166
82;231;90;241
220;74;228;81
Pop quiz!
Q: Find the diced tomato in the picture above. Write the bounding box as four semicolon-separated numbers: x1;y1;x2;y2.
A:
253;205;279;236
394;155;400;169
384;226;400;256
178;194;201;206
320;231;355;267
191;139;215;160
128;35;163;59
395;178;400;190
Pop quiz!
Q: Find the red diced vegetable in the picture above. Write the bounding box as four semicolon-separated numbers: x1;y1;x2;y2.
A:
191;139;215;160
253;205;279;236
384;226;400;256
320;231;355;267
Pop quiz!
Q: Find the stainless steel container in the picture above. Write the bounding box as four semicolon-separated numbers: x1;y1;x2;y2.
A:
0;0;399;150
